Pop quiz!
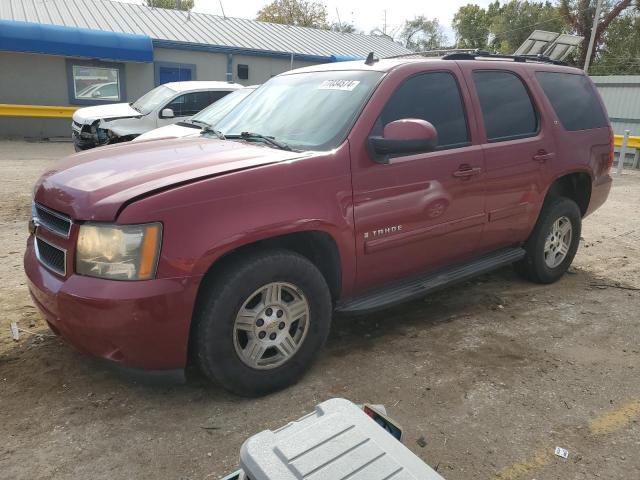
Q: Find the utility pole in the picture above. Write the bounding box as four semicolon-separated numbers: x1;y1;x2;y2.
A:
584;0;604;72
383;10;387;35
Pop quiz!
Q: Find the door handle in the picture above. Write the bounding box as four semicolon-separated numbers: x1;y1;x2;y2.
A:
453;166;482;178
533;150;555;162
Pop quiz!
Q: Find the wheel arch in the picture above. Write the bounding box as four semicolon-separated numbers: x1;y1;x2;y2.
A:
545;170;593;216
196;229;343;304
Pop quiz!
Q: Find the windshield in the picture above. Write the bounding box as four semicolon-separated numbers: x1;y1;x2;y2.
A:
132;85;176;115
192;88;256;127
216;71;383;150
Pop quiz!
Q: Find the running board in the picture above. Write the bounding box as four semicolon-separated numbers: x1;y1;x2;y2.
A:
336;247;525;314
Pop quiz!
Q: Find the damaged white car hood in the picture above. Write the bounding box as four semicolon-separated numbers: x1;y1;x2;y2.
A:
133;123;200;142
72;103;142;125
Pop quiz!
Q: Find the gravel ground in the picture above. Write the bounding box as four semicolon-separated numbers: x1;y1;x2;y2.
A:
1;140;639;480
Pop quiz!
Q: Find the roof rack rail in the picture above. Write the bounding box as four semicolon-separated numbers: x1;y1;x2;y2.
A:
442;49;567;65
383;48;477;60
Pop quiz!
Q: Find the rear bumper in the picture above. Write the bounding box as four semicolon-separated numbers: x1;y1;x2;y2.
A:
24;237;202;371
585;173;613;217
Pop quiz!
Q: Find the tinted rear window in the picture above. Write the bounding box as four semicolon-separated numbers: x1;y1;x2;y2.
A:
473;71;538;142
535;72;608;131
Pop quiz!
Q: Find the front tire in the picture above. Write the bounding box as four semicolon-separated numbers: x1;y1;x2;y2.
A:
515;197;582;284
194;250;332;396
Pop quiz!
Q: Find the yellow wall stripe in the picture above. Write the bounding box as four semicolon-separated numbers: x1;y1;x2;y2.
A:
0;104;78;119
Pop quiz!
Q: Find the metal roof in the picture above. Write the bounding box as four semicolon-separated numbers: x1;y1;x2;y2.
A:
0;0;412;60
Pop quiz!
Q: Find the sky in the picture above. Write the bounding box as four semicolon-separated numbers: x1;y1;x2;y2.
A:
117;0;494;42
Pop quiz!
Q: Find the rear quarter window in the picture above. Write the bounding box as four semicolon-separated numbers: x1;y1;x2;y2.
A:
535;72;608;131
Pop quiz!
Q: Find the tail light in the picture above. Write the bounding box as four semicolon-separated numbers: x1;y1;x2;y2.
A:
607;127;615;172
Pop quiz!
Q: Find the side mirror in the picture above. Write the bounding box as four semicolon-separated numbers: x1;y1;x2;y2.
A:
160;108;175;119
369;119;438;164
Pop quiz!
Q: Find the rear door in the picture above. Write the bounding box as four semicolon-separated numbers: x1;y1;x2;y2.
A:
459;63;556;252
350;65;486;291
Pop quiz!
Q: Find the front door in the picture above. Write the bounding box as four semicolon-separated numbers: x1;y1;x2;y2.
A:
350;67;486;291
157;91;225;127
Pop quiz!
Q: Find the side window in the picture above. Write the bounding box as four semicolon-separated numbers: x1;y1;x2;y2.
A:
535;72;608;131
473;71;538;142
209;91;231;104
166;91;217;117
376;72;470;149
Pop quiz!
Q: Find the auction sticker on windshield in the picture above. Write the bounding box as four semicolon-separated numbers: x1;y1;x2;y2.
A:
318;80;361;91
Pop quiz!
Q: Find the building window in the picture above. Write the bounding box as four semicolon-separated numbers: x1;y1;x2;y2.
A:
237;64;249;80
66;60;126;105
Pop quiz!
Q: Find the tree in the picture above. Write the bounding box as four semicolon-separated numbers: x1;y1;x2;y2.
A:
590;12;640;74
256;0;329;29
560;0;635;69
398;16;447;51
145;0;194;10
453;4;491;49
331;22;359;34
490;1;565;54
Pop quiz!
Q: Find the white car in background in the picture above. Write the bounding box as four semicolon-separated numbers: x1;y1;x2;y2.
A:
76;82;119;101
71;81;243;150
134;86;258;142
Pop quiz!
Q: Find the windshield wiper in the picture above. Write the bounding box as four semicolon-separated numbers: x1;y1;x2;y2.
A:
227;132;292;151
190;118;209;126
200;125;226;140
129;103;141;113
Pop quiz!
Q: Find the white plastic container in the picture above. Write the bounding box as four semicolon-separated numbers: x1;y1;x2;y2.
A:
238;398;445;480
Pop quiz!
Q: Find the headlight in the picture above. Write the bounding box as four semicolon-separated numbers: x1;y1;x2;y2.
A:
76;223;162;280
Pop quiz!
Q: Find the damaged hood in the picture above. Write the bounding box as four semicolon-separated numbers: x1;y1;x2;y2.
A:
34;137;307;221
72;103;142;125
133;123;199;142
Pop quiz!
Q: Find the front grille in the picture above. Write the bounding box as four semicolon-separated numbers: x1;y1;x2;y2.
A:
35;237;66;276
34;203;72;237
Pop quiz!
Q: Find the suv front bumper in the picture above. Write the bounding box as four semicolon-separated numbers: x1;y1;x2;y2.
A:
24;237;202;373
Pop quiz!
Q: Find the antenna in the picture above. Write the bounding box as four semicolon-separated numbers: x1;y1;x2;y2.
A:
219;0;227;18
336;8;343;33
364;52;378;66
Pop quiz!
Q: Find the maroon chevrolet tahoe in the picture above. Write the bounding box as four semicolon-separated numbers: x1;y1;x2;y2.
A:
25;54;613;396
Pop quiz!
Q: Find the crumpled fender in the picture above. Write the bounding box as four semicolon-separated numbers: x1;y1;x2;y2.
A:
99;116;147;137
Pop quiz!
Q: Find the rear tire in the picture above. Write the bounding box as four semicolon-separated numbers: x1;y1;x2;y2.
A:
194;250;332;397
515;197;581;284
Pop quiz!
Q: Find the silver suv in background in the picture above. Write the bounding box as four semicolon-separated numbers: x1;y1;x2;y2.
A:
134;85;258;142
71;81;243;150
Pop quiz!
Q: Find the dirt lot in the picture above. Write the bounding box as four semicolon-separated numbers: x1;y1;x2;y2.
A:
1;140;639;480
